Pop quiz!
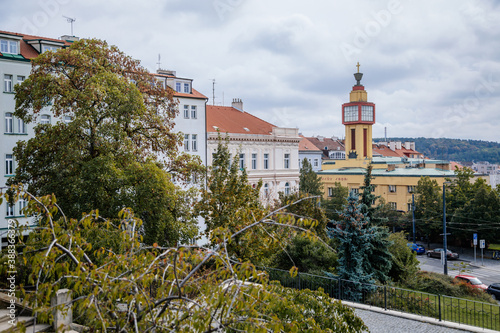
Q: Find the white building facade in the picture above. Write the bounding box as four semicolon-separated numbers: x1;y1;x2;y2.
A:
299;136;323;172
207;100;300;204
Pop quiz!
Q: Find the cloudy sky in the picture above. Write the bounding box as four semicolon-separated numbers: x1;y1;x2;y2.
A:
3;0;500;142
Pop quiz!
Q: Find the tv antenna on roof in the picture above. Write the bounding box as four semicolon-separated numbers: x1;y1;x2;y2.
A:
157;54;161;70
63;16;76;36
212;79;216;105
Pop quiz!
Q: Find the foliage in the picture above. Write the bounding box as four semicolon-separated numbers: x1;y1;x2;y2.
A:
387;232;419;282
10;190;367;332
414;176;442;242
358;163;382;223
270;235;337;274
10;38;202;246
299;158;323;196
322;182;349;223
374;137;500;164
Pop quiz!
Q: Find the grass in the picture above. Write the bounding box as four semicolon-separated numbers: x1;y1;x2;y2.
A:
489;243;500;251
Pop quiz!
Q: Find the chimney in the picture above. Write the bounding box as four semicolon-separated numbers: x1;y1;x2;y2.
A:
232;98;243;111
60;35;79;42
156;69;176;76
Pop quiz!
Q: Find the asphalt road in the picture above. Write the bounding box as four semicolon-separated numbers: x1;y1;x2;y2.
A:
417;253;500;287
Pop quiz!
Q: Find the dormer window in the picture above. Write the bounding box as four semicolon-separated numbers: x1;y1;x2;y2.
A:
183;83;190;93
175;82;181;92
0;40;18;54
41;45;59;53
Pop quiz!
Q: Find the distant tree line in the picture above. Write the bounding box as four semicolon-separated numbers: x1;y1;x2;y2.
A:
374;137;500;164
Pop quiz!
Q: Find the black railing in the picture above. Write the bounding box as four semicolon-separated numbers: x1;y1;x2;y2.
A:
262;267;500;331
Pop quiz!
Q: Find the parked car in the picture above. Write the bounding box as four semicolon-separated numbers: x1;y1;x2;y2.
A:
426;248;459;260
407;243;425;255
454;275;488;291
486;283;500;300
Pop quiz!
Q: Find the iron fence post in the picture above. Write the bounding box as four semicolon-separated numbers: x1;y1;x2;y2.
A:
384;286;387;310
438;294;441;321
338;278;341;300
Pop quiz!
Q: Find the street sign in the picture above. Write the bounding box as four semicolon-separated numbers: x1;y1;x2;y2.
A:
480;239;485;249
473;233;478;245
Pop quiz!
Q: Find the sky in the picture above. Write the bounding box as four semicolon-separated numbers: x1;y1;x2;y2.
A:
2;0;500;142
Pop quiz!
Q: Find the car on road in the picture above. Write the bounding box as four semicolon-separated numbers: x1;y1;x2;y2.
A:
454;275;488;291
426;248;459;260
486;283;500;300
407;243;425;254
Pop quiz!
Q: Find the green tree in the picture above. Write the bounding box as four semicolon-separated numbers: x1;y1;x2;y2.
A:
322;182;349;223
299;158;323;196
10;39;202;246
359;163;380;221
414;176;442;243
387;232;419;282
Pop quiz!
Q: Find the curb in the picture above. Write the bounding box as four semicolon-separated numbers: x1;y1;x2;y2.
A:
342;300;499;333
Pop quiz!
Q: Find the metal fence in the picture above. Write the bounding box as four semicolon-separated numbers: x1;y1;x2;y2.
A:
264;267;500;331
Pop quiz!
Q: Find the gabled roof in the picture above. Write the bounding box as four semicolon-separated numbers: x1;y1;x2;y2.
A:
306;137;344;151
0;30;73;60
206;105;275;135
299;136;322;152
174;88;208;100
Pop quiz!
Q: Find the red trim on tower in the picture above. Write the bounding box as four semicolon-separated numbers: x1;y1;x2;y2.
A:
352;85;365;91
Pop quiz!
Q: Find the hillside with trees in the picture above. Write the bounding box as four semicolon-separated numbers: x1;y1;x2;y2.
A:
374;137;500;164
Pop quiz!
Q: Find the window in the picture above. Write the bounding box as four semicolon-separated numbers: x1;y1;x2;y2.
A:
239;153;245;170
5;112;13;133
328;187;333;197
6;203;14;217
4;75;13;92
264;153;269;169
17;76;25;85
42;45;59;53
361;105;374;122
40;115;50;124
175;82;181;92
184;83;190;93
183;105;189;118
17;117;26;134
284;182;290;195
344;105;358;122
389;202;397;210
251;153;257;170
18;199;27;216
407;186;415;193
264;183;269;197
63;116;72;124
284;153;290;169
351;188;359;195
314;159;319;167
389;185;397;193
184;134;189;151
407;203;412;212
0;40;18;54
6;154;14;175
191;134;197;151
191;105;197;119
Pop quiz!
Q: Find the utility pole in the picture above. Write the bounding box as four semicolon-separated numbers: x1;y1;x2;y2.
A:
442;183;448;275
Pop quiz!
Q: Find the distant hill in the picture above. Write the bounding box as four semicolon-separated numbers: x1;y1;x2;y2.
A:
373;138;500;164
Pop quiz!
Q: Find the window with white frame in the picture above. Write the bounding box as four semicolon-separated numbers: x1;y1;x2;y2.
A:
284;182;290;195
264;183;269;197
4;74;13;92
191;105;197;119
351;188;359;195
175;82;181;92
251;153;257;170
42;45;59;53
344;105;358;122
184;134;189;151
314;159;319;167
239;153;245;169
328;187;333;197
40;115;50;124
5;112;13;133
63;116;72;124
0;40;18;54
389;202;397;210
184;83;190;93
361;105;374;122
6;203;14;217
284;153;290;169
17;117;26;134
183;105;189;118
6;154;14;175
17;75;25;85
264;153;269;169
18;199;27;216
389;185;397;193
191;134;197;151
407;185;415;193
407;203;412;212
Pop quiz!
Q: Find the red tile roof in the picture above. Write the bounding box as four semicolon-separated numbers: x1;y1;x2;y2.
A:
207;105;275;135
299;136;322;151
0;30;72;59
174;88;207;99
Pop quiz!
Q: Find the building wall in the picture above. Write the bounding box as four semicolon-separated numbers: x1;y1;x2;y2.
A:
299;151;323;172
207;129;300;204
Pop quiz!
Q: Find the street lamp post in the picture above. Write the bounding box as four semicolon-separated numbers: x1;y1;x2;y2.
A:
442;183;451;275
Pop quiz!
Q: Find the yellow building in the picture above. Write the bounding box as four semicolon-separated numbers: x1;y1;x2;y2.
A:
319;66;455;212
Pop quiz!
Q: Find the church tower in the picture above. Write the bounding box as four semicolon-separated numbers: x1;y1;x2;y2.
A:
342;63;375;160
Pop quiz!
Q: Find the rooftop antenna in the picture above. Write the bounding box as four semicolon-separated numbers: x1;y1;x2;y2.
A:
212;79;216;105
63;16;76;36
157;54;161;70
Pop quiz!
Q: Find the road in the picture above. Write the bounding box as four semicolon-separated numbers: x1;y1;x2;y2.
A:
417;253;500;286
